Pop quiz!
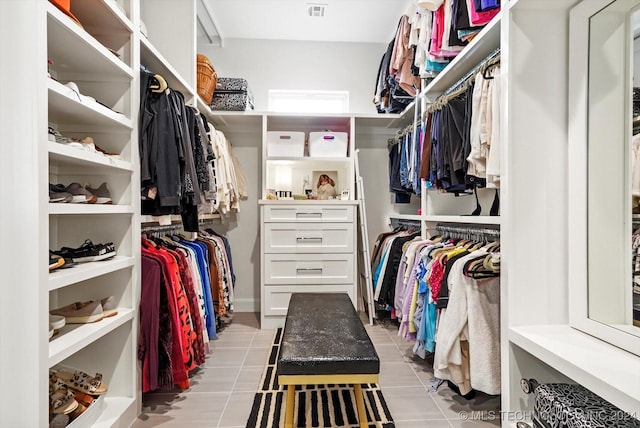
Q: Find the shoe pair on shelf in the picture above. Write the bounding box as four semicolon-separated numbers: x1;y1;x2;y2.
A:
49;314;65;339
48;126;121;159
49;367;108;417
49;182;112;204
50;296;118;324
51;239;116;264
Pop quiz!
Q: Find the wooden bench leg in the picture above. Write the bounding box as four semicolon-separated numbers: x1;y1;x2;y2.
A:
354;383;368;428
285;384;295;428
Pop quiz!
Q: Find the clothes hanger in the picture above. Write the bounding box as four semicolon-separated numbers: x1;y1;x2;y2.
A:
150;73;168;93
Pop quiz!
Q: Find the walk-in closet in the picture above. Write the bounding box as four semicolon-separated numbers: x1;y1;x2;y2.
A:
1;0;639;427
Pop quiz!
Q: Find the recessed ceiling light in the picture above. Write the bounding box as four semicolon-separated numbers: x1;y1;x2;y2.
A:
307;3;327;17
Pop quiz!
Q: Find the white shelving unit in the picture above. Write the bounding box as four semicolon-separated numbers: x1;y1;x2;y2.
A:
0;0;141;426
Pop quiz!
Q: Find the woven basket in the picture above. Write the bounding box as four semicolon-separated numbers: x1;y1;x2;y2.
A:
196;54;217;104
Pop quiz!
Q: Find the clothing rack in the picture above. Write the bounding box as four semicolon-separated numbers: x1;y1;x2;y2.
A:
390;217;422;230
434;223;500;241
444;48;500;96
141;222;184;238
426;48;501;114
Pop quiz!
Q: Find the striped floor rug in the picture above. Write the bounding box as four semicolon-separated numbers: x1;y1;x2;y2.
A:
246;328;395;428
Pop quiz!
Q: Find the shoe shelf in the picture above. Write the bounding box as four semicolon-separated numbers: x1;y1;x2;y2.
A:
140;36;193;97
49;204;135;215
48;256;135;292
48;308;134;367
47;2;134;80
69;0;135;40
91;397;136;428
48;142;133;173
48;79;133;130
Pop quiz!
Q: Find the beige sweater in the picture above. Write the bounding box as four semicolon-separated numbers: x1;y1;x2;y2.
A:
433;251;501;395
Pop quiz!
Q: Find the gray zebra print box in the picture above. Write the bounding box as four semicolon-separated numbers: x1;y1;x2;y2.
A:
532;383;640;428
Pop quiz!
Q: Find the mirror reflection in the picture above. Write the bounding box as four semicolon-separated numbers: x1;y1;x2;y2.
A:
588;0;640;335
633;8;640;329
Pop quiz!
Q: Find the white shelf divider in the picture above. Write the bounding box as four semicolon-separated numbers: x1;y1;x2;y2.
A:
48;309;135;366
49;204;135;215
48;79;133;129
48;256;135;291
48;141;133;172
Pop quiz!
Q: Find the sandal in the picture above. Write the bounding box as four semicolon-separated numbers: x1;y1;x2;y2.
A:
49;373;78;415
53;369;108;395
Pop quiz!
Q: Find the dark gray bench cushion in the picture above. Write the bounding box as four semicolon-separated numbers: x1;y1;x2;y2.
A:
277;293;380;376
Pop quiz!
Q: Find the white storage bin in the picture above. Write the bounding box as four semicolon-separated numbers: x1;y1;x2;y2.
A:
308;132;348;157
267;131;305;157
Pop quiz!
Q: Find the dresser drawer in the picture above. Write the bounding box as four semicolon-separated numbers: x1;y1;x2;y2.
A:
263;285;355;316
264;222;354;253
263;253;355;284
262;205;354;222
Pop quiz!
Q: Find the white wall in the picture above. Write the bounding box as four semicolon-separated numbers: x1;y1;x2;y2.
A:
199;38;387;114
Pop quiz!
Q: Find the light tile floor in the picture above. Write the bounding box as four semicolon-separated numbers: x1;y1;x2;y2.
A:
131;312;501;428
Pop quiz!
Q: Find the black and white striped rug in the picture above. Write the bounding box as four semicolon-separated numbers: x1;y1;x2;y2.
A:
245;328;395;428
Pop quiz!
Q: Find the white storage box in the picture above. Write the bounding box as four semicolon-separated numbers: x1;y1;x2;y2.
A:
267;131;305;157
308;132;348;157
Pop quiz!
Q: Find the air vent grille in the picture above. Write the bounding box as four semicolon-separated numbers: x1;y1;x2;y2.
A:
307;3;326;17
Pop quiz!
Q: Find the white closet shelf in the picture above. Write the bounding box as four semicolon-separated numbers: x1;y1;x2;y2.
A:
390;214;422;221
424;215;501;225
421;11;501;100
48;142;133;173
201;107;264;134
47;3;134;81
268;114;351;132
48;80;133;130
258;199;359;205
92;397;136;428
70;0;135;35
49;204;135;215
354;101;416;129
266;156;351;162
48;308;134;366
509;325;640;415
48;256;135;291
140;37;193;97
140;213;222;225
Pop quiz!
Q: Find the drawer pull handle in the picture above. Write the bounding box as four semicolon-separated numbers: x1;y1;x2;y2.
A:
296;268;323;273
296;237;323;242
296;212;322;217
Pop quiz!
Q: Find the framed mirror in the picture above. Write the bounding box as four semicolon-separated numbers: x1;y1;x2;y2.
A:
569;0;640;356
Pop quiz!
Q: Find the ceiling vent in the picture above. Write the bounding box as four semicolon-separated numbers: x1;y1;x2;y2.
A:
307;3;327;17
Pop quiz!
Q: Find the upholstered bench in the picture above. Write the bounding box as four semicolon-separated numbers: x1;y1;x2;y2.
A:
277;292;380;428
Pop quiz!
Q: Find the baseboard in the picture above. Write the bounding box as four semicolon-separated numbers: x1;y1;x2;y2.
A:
233;298;259;313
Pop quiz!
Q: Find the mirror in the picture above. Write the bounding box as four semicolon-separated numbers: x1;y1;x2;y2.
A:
583;0;640;348
569;0;640;357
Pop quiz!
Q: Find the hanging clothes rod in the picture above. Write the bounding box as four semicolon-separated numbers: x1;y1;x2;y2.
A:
141;222;183;233
425;49;501;115
390;217;422;229
444;48;501;97
435;223;500;241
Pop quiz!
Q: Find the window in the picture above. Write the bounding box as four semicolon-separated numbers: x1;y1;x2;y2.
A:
268;90;349;114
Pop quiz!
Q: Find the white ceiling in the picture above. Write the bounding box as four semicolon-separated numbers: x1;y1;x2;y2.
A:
197;0;415;45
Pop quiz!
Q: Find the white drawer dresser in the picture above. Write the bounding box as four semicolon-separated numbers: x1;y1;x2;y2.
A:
259;201;358;329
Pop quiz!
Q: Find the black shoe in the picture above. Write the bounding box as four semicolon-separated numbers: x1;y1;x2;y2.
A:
53;240;116;263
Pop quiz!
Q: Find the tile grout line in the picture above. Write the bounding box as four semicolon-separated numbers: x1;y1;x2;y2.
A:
215;328;257;427
379;323;453;424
